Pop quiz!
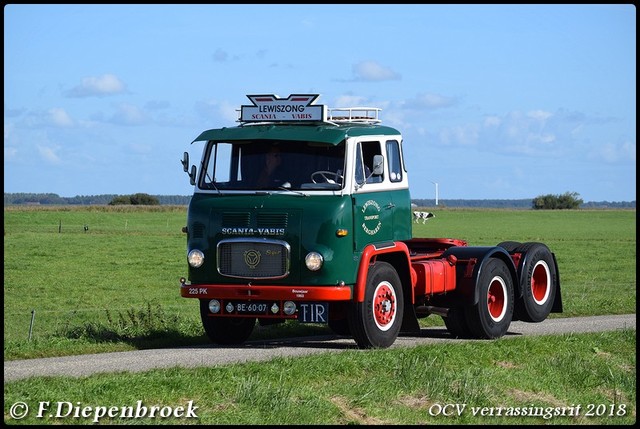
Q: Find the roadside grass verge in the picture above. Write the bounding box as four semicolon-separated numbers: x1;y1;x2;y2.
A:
3;330;635;425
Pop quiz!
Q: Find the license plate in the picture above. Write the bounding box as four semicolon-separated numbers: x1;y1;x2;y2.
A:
297;302;329;323
225;301;272;315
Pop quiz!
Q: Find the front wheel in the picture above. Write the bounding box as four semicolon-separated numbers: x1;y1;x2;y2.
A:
199;299;256;345
348;261;404;349
465;258;514;339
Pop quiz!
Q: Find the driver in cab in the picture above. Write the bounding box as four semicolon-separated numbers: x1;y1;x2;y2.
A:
255;146;285;189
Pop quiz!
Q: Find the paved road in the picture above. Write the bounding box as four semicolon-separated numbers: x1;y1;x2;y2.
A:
4;314;635;383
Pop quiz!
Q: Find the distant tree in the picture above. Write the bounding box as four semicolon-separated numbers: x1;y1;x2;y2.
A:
532;192;583;210
108;193;160;205
130;193;160;205
108;195;132;205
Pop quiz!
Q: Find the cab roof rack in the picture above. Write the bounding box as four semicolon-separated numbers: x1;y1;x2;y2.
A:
236;94;382;126
326;107;381;125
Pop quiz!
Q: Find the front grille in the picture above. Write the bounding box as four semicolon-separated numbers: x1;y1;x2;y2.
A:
217;238;290;279
221;212;288;229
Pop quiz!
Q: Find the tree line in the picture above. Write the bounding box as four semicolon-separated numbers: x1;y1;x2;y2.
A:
413;192;635;209
4;192;636;209
4;193;191;206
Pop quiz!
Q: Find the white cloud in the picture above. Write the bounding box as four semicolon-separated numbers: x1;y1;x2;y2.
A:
352;61;401;81
438;124;480;146
195;99;238;124
589;140;636;163
64;74;127;98
431;109;567;156
48;108;73;127
219;100;239;123
37;144;61;164
598;143;620;163
484;116;502;127
4;121;12;140
622;140;636;162
537;133;556;144
4;145;18;160
109;103;147;126
333;95;369;107
527;110;552;121
145;100;171;110
404;93;457;110
130;143;152;154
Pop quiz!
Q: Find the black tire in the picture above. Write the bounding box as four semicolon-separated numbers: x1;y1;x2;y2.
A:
443;305;473;339
513;242;558;322
199;299;256;345
348;261;404;349
465;258;514;339
497;241;521;253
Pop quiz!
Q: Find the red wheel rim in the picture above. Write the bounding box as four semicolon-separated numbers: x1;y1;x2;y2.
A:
531;261;551;305
487;277;507;322
373;282;396;331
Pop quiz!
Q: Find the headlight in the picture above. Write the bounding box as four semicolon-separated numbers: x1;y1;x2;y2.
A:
305;251;323;271
188;249;205;268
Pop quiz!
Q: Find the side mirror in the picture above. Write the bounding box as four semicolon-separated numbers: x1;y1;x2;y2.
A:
189;165;197;186
372;154;384;175
181;152;189;172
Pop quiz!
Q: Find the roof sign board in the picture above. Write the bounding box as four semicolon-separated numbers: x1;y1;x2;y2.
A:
240;94;325;122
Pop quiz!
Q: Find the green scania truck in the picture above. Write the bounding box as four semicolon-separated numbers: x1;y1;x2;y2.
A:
179;93;562;349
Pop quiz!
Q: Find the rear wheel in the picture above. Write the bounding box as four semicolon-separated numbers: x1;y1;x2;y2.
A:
199;299;256;345
348;262;404;349
465;258;514;339
443;305;473;339
513;242;557;322
497;241;521;253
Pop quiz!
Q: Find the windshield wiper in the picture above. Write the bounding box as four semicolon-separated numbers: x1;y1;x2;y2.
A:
277;186;308;197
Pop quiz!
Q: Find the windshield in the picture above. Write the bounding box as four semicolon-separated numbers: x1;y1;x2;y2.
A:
199;140;346;191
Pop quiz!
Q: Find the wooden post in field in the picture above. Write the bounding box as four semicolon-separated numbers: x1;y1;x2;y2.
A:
28;310;35;341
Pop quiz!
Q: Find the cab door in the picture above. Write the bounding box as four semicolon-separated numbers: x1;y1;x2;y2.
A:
352;140;395;251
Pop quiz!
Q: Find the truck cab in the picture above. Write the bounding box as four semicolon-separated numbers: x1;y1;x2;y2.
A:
180;94;562;349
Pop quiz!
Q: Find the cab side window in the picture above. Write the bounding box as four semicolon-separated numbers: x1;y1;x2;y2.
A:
358;141;383;184
386;140;402;182
355;143;365;185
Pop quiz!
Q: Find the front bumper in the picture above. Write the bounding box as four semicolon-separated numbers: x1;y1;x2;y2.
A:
180;279;353;301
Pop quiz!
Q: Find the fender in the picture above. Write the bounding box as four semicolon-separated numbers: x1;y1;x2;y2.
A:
442;246;518;306
354;241;412;303
354;241;421;333
550;252;563;312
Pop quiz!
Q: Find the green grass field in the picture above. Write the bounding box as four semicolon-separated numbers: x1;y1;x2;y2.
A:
3;206;635;360
3;206;636;425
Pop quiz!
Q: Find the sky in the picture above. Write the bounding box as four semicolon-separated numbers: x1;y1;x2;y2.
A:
4;4;636;202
